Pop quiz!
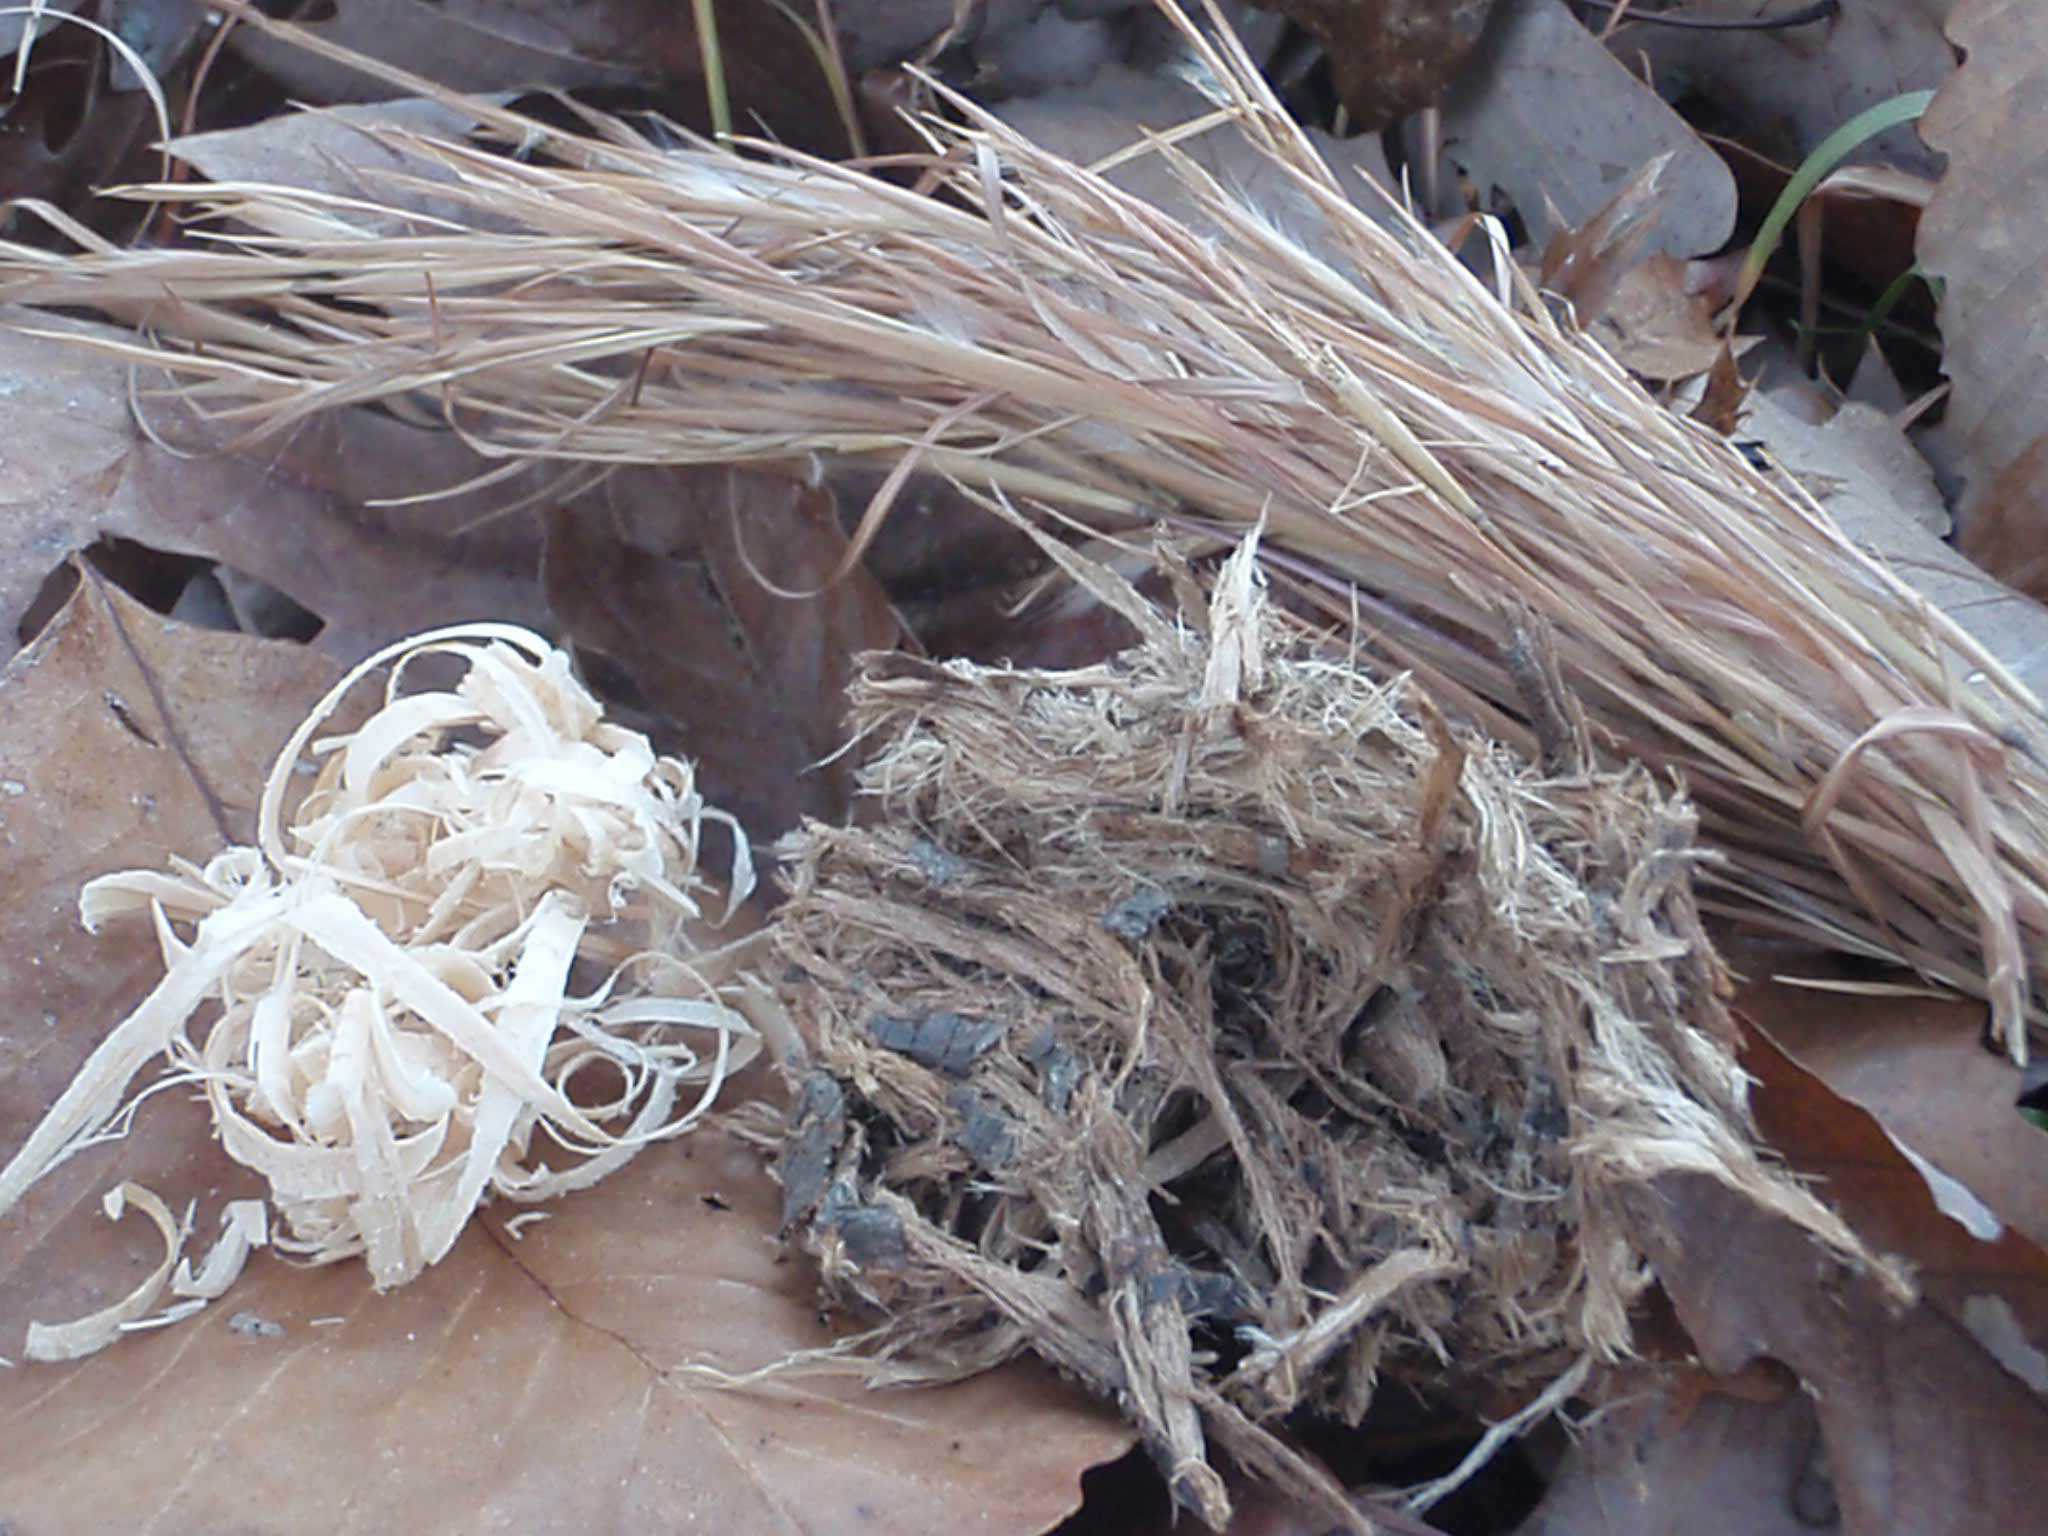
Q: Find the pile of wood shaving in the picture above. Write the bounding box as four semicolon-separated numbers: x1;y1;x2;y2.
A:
2;624;775;1361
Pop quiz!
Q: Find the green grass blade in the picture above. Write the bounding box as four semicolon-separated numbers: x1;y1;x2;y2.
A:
1728;89;1935;323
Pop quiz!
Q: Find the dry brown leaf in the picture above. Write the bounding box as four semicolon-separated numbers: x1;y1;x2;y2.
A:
1631;1006;2048;1533
0;19;158;227
543;469;901;843
1690;343;1750;435
0;1085;1130;1532
1918;0;2048;586
0;573;1130;1529
1514;1384;1829;1536
1643;1170;2045;1534
1743;973;2048;1264
1254;0;1498;131
0;572;281;1113
1541;157;1672;329
1743;1017;2048;1400
0;310;560;666
225;0;658;99
165;99;519;236
846;0;1041;71
1435;0;1736;256
994;64;1397;268
0;570;356;1356
1589;254;1727;382
224;0;860;153
1539;158;1750;381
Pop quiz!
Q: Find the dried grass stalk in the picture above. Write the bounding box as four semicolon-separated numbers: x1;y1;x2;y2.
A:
0;2;2042;1054
767;535;1898;1531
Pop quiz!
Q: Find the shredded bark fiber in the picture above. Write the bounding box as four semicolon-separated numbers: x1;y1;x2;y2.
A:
769;538;1896;1532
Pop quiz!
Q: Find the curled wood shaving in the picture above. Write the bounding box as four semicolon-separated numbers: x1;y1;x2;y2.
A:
3;625;769;1355
23;1190;271;1361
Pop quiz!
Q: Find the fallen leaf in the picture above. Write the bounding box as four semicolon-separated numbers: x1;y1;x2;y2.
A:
1435;0;1737;257
543;469;901;843
1639;1170;2045;1535
1917;0;2048;585
1542;156;1673;331
994;63;1397;270
1742;388;1947;535
0;573;1131;1532
1256;0;1499;131
1513;1384;1827;1536
844;0;1041;71
224;0;658;100
1589;253;1727;381
1689;343;1749;434
0;18;158;229
0;309;557;667
1743;976;2047;1253
1737;981;2048;1362
165;99;519;237
1624;1002;2048;1531
1736;387;2048;701
222;0;861;153
1626;0;1954;175
1843;334;1912;415
0;569;352;1359
0;1090;1131;1533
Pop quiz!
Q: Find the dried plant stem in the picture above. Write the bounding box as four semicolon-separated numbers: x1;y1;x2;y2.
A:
1;0;2042;1055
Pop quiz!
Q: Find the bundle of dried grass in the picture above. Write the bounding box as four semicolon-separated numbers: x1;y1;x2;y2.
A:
0;2;2041;1056
767;535;1893;1531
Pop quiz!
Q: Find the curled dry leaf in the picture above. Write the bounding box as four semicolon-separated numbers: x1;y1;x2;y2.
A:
1588;254;1728;382
1628;1008;2048;1535
1;620;776;1351
1644;1176;2045;1534
1514;1380;1829;1536
1538;156;1734;382
1738;986;2048;1375
1744;974;2048;1254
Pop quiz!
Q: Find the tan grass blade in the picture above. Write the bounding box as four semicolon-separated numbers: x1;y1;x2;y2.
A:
2;0;2041;1057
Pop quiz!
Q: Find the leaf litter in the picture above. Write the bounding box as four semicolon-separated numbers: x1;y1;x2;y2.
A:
1918;0;2048;595
4;0;2048;1529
